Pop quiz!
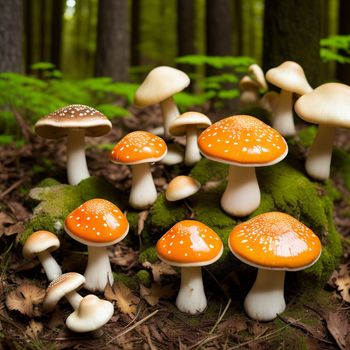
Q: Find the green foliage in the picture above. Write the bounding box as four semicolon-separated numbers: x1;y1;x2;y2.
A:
176;55;255;68
320;35;350;64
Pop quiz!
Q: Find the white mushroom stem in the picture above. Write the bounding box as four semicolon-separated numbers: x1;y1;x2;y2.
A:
221;165;260;217
129;163;157;209
160;96;180;140
244;269;286;321
67;129;90;185
176;266;207;314
240;89;260;108
84;246;113;292
65;290;83;310
305;125;336;181
272;89;296;137
37;250;62;282
185;126;201;166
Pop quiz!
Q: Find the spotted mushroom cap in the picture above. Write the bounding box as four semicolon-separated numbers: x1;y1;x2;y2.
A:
165;175;201;201
156;220;223;267
169;112;212;136
110;131;167;165
64;199;129;246
228;212;322;271
266;61;312;95
198;115;288;166
22;230;60;259
294;82;350;128
134;66;190;107
34;104;112;139
43;272;86;312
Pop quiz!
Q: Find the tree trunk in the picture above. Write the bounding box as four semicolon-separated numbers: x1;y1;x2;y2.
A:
336;0;350;84
39;0;47;62
50;0;64;69
131;0;141;67
263;0;321;87
0;0;23;73
232;0;243;56
24;0;33;73
95;0;130;82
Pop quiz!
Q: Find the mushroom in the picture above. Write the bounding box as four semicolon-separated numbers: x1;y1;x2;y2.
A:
228;212;322;321
34;104;112;185
22;230;62;281
294;82;350;181
65;198;129;292
169;112;212;166
249;64;268;91
110;131;167;209
134;66;190;140
259;91;280;122
165;175;200;202
159;143;184;165
198;115;288;217
265;61;312;136
156;220;223;314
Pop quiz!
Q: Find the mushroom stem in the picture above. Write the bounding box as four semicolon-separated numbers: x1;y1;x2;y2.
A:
240;88;260;108
84;246;113;292
221;165;260;217
244;269;286;321
272;89;296;137
129;163;157;209
65;290;83;310
185;126;201;166
66;129;90;185
160;96;180;140
176;266;207;314
305;125;336;181
37;250;62;282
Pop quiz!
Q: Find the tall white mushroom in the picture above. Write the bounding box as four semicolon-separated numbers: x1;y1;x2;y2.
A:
34;105;112;185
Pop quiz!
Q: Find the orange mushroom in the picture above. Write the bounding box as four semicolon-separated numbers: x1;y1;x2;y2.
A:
228;212;322;321
65;198;129;292
198;115;288;217
110;131;167;209
156;220;223;314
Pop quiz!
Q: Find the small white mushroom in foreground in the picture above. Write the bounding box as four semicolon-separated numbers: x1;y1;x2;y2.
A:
165;175;200;201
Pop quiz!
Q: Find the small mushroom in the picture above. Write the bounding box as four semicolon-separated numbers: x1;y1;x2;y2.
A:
22;230;62;281
239;76;261;108
259;91;280;122
156;220;223;314
165;175;200;202
266;61;312;136
198;115;288;217
110;131;167;209
35;104;112;185
249;64;268;91
294;82;350;180
159;143;184;166
65;199;129;292
228;212;322;321
134;66;190;140
169;112;212;166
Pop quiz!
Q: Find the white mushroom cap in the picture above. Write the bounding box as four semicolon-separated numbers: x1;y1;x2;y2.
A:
169;112;211;137
239;75;260;90
260;91;280;113
43;272;85;312
249;64;268;90
22;230;60;259
166;176;200;201
295;82;350;128
134;66;190;107
159;143;184;165
65;294;114;332
266;61;312;95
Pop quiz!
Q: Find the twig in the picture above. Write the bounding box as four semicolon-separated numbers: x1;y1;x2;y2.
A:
0;178;26;199
209;299;232;334
188;334;223;350
106;309;159;344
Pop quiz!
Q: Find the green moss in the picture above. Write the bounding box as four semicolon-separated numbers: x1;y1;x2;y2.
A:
35;177;61;188
190;158;228;185
113;272;138;290
139;246;158;264
126;210;139;233
136;270;152;287
294;125;317;148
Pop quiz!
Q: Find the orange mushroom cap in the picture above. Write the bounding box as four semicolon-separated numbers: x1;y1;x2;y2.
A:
110;131;167;165
65;199;129;246
228;212;322;270
156;220;223;267
198;115;288;166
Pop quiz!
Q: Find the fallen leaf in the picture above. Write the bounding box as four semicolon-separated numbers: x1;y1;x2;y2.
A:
4;222;24;236
140;283;174;306
6;282;45;317
202;180;222;191
25;320;43;338
329;263;350;303
142;261;177;283
104;281;139;316
137;210;149;235
8;201;29;221
110;244;138;268
218;315;248;335
47;308;65;330
248;321;269;336
325;310;350;350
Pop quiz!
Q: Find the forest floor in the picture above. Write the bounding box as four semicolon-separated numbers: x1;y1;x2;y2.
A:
0;106;350;349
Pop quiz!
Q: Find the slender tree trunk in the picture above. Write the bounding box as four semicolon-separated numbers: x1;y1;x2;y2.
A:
232;0;243;56
0;0;23;72
263;0;321;87
39;0;47;62
336;0;350;84
95;0;130;82
50;0;64;69
24;0;33;73
131;0;141;67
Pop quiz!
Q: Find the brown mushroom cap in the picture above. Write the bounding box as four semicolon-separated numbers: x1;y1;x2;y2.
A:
266;61;312;95
34;104;112;139
165;175;201;201
169;112;212;136
294;82;350;128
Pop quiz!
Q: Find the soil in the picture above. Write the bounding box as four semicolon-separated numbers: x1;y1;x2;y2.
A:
0;106;349;349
